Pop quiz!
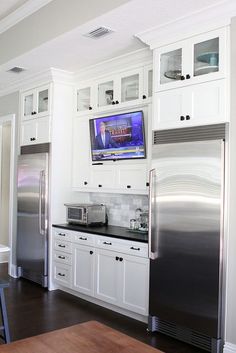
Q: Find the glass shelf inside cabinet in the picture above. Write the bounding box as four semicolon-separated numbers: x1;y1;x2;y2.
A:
38;89;49;113
77;87;91;111
194;37;219;77
98;81;114;107
160;48;182;85
121;74;139;102
24;94;33;116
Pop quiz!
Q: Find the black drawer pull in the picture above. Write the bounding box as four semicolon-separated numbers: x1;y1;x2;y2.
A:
58;273;65;277
119;257;123;262
116;256;119;261
58;255;66;259
130;246;140;251
58;244;66;248
98;184;102;188
58;233;65;236
127;185;131;189
103;241;112;245
186;115;191;120
79;237;87;241
90;251;93;255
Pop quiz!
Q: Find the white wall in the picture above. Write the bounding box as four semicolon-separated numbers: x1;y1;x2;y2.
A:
0;92;19;267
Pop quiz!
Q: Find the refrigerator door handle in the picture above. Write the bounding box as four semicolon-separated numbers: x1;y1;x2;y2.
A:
148;168;157;260
39;170;46;236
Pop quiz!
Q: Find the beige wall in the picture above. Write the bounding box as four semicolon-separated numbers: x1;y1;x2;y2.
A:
225;17;236;346
0;0;130;65
0;92;19;266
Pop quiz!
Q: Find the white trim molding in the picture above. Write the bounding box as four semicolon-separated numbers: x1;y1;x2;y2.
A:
136;0;236;49
224;343;236;353
0;0;53;35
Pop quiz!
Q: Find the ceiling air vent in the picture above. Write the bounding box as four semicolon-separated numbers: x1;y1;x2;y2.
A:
7;67;25;73
83;26;114;39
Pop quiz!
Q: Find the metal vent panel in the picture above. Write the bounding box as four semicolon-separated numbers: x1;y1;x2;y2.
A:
150;316;222;352
21;143;50;154
83;26;114;39
7;66;25;73
153;124;226;145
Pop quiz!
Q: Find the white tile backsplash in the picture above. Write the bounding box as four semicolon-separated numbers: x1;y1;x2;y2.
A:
89;193;148;227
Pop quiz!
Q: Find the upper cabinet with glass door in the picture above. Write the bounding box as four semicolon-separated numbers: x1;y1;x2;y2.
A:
155;27;227;92
76;85;94;115
22;84;51;120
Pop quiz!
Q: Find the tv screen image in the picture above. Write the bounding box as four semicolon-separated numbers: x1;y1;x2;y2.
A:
89;111;146;161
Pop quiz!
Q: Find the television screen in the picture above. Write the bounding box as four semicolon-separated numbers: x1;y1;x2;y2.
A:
89;111;146;161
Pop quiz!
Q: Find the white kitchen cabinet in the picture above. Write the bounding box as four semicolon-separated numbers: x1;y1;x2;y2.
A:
72;117;91;188
119;68;144;105
143;64;153;100
90;165;116;189
21;84;51;120
76;84;94;114
94;248;120;305
21;116;50;146
155;27;227;92
116;164;148;191
120;254;149;315
73;244;95;297
153;79;227;130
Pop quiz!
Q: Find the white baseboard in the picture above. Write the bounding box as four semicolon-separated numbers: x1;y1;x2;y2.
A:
224;342;236;353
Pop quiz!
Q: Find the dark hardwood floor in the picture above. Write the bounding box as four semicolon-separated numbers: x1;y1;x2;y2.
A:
0;263;205;353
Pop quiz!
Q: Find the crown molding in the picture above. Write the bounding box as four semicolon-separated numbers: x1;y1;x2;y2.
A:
136;0;236;49
0;68;74;97
74;47;152;83
0;0;53;35
224;342;236;353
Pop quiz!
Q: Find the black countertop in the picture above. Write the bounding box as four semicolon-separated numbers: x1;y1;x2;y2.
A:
52;223;148;243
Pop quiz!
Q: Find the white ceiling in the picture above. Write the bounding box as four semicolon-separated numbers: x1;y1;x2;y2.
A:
0;0;232;90
0;0;29;21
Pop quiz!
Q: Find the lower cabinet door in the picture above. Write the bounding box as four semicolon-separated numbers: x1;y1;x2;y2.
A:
94;249;120;305
73;244;95;296
120;254;149;315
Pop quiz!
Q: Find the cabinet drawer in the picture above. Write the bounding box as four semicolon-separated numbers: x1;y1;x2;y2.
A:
54;239;72;253
53;251;72;265
54;228;72;242
73;232;95;246
53;263;72;287
96;236;148;258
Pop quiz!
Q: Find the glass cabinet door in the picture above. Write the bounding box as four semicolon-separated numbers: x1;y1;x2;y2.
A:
121;73;139;102
97;81;114;107
194;37;219;77
160;48;183;85
37;89;49;114
24;93;34;117
77;87;91;112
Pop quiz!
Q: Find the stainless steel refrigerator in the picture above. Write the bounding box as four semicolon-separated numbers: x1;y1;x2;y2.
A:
148;125;226;353
17;144;49;287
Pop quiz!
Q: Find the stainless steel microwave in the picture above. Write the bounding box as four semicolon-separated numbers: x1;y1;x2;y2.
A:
65;204;106;225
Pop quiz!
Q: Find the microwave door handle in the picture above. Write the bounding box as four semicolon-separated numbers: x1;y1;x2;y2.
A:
148;168;158;260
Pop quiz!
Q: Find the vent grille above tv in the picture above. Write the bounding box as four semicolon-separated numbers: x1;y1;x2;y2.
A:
83;26;114;39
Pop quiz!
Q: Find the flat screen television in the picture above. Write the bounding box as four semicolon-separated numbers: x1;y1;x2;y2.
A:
89;111;146;161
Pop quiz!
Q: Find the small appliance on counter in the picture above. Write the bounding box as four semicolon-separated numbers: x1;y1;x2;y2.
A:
65;203;106;226
129;208;148;233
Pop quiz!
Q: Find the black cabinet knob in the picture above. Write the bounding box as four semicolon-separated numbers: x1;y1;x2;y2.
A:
115;256;119;261
84;181;88;185
90;251;93;255
180;116;185;121
88;106;92;110
127;185;131;189
186;74;191;79
112;101;116;105
146;182;149;187
31;112;34;115
186;115;191;120
58;273;65;277
142;95;147;99
98;184;102;188
115;100;119;104
30;137;36;141
33;111;37;115
119;257;123;262
180;75;185;80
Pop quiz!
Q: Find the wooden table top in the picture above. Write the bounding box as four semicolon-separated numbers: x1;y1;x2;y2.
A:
0;321;163;353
